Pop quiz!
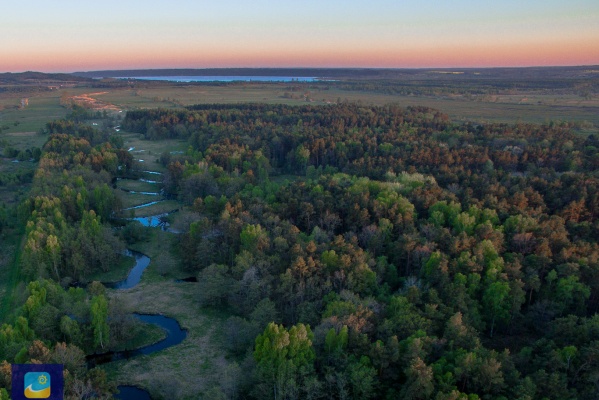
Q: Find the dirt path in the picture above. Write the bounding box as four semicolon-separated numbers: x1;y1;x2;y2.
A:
68;92;120;111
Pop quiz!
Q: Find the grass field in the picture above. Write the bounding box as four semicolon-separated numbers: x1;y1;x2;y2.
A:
116;179;161;193
132;200;180;218
121;132;188;163
125;229;183;280
99;209;232;399
109;318;167;354
87;254;136;284
116;191;161;210
96;84;599;129
105;281;230;399
0;87;93;133
2;83;598;148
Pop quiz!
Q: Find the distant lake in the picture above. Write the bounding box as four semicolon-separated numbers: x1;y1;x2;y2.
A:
116;76;320;82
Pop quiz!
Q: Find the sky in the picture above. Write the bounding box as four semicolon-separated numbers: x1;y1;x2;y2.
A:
1;0;598;72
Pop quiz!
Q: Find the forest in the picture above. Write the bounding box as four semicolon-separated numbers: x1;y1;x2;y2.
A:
0;102;598;399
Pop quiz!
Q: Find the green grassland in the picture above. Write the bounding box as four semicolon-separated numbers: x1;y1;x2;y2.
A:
124;229;183;280
87;254;136;284
116;179;161;193
121;131;188;162
105;281;230;399
1;81;598;149
109;319;167;354
97;83;599;129
103;203;230;398
116;191;161;210
0;87;89;151
132;200;180;218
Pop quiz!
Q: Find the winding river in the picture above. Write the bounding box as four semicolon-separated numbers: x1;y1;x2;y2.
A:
87;314;186;368
104;250;150;290
89;248;187;399
105;152;186;398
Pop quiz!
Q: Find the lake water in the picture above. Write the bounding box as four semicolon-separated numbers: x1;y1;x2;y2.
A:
116;76;319;82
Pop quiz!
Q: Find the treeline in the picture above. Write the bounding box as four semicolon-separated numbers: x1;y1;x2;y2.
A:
21;132;133;283
0;121;138;399
126;104;599;399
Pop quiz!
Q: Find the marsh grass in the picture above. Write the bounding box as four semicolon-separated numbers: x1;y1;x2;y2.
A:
115;191;161;210
87;254;136;284
125;229;183;280
105;281;231;399
132;200;179;218
116;179;161;193
108;319;167;354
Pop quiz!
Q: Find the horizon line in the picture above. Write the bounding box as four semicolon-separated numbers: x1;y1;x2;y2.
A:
3;63;599;75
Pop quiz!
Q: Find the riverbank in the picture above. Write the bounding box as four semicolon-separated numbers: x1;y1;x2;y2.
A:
105;281;231;398
100;134;233;398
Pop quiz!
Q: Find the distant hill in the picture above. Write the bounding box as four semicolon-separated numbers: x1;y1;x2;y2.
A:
71;68;390;79
71;66;599;82
0;71;91;84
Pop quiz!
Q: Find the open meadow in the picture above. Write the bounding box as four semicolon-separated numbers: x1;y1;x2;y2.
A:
2;74;599;151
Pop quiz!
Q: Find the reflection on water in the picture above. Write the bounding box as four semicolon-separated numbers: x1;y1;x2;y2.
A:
115;386;151;400
175;277;198;283
108;161;184;399
119;188;161;195
104;250;150;289
87;314;187;367
122;200;163;211
132;213;170;228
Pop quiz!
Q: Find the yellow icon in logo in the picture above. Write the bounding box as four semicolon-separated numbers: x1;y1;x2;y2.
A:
24;372;51;399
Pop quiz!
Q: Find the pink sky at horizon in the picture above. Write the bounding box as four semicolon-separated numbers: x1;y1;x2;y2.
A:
2;0;598;73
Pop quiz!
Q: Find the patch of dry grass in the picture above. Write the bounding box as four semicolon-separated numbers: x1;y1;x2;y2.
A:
132;200;179;218
105;281;230;399
115;190;161;210
87;254;136;283
100;227;232;399
125;229;181;279
168;208;202;233
116;178;161;193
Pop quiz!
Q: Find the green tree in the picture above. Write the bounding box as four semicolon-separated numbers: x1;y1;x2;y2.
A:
240;224;270;253
197;264;234;306
90;295;109;349
253;322;315;400
347;355;377;399
482;281;510;337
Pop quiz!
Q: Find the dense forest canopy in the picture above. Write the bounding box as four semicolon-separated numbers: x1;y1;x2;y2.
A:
1;102;598;399
122;103;599;399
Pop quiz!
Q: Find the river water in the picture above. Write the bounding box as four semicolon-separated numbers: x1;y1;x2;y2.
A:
104;250;150;290
104;153;187;398
90;248;187;398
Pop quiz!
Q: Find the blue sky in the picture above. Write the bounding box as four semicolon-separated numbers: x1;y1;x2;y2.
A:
2;0;598;72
